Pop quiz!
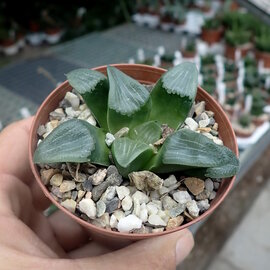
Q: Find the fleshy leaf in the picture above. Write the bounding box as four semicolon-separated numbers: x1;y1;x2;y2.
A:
129;121;162;145
149;62;198;129
34;119;110;166
107;66;151;133
146;129;239;178
66;68;109;130
111;137;154;177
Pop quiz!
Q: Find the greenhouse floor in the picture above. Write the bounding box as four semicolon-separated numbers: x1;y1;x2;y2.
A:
0;23;269;270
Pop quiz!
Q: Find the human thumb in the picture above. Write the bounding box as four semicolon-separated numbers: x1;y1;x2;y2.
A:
72;229;194;270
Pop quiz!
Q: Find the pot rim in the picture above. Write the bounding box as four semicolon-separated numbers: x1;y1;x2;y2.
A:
29;63;238;239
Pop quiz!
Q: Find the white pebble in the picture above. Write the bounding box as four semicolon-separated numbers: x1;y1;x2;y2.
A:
78;108;91;120
199;118;210;128
133;199;141;217
122;195;133;211
64;92;80;109
113;210;125;221
110;214;118;229
105;133;115;147
132;191;149;204
139;203;148;222
209;191;217;200
164;175;177;187
86;115;97;126
205;178;214;192
186;200;200;217
213;137;223;145
116;186;130;200
148;214;167;226
173;191;192;204
196;199;210;211
146;203;158;215
61;199;76;213
117;215;142;232
79;198;96;219
185;117;199;131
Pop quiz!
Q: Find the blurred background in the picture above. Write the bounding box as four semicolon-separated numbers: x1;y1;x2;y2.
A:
0;0;270;269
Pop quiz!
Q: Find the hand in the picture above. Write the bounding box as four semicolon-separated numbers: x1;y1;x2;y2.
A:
0;118;194;270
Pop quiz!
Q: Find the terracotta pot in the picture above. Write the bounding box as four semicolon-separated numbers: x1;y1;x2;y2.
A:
29;64;238;241
182;50;196;58
201;27;223;45
45;28;61;35
256;50;270;68
225;43;253;60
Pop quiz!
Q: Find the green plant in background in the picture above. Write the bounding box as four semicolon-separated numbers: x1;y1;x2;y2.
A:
224;61;237;72
185;39;196;52
244;67;259;88
224;72;237;82
226;95;237;106
173;1;186;24
239;113;251;128
244;56;257;67
161;54;174;63
202;83;215;95
34;63;239;179
201;54;215;65
255;25;270;53
203;17;221;30
225;28;251;47
251;89;266;117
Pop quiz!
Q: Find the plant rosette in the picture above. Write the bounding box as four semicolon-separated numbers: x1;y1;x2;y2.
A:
29;64;239;240
201;18;224;45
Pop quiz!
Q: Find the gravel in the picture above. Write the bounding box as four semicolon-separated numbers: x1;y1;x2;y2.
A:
37;91;225;234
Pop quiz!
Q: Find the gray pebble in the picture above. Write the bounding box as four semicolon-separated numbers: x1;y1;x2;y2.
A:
213;182;220;190
164;175;177;187
196;190;211;200
82;179;93;192
96;200;106;217
106;198;120;214
209;191;217;200
71;190;78;201
106;165;118;177
92;173;123;201
161;195;178;210
169;204;185;218
205;178;214;192
196;199;210;212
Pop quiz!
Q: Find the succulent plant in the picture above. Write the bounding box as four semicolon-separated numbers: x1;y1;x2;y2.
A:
255;27;270;53
34;63;239;179
239;113;252;128
225;28;251;47
251;89;266;117
203;17;221;30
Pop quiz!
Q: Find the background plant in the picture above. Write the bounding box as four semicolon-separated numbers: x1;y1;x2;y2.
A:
34;63;239;179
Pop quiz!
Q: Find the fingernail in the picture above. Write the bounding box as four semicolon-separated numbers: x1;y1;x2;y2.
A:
175;231;194;265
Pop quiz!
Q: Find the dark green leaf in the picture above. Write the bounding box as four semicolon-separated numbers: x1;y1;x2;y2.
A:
111;137;154;177
34;119;110;166
66;68;109;130
107;66;151;133
149;62;198;129
145;129;239;178
129;121;162;145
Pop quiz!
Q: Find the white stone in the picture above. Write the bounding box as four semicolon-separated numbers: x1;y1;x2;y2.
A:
158;186;169;195
209;191;217;200
50;173;63;186
164;175;177;187
122;195;133;211
139;203;148;222
64;92;80;109
148;214;167;226
110;214;118;229
146;203;158;215
150;190;160;200
113;210;125;221
59;180;76;193
65;107;80;117
92;169;107;185
132;191;149;204
117;214;142;232
79;198;96;219
213;137;223;145
78;108;91;120
173;191;192;204
185;117;199;131
202;132;214;140
116;186;130;200
205;178;214;192
61;199;76;213
197;199;210;211
132;199;141;217
96;200;106;217
105;133;115;147
151;200;162;209
199;118;210;128
86;115;97;126
158;209;170;223
186;200;200;217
